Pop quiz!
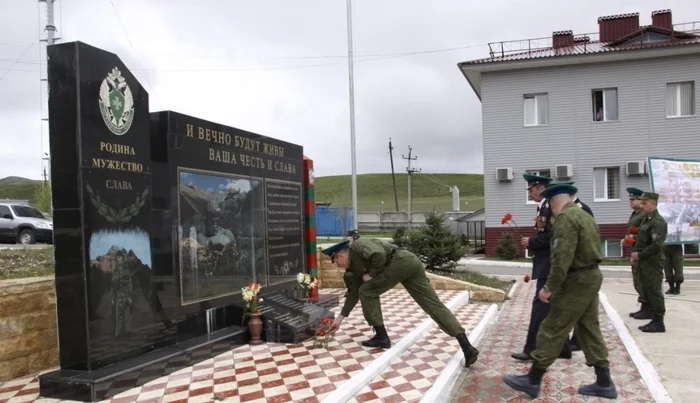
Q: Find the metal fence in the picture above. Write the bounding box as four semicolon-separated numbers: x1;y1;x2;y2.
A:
315;206;353;236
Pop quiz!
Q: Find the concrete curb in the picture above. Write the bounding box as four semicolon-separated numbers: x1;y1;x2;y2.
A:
459;258;700;275
321;290;471;403
507;280;519;299
599;291;673;403
419;303;499;403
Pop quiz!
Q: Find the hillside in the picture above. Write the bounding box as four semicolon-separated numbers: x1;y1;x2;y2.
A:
0;177;41;204
315;173;484;212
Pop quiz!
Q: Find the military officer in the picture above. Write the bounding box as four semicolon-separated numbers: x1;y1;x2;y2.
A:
512;174;572;361
322;238;480;368
663;243;684;295
503;183;617;400
625;187;650;319
549;180;594;352
631;192;668;333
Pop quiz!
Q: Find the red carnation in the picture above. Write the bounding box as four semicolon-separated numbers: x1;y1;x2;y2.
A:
501;213;513;225
622;237;636;246
628;226;639;235
524;275;530;283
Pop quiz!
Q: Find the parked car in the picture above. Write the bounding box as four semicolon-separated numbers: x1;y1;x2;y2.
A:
0;202;53;244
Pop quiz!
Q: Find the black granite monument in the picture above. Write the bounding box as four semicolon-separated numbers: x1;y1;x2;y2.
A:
39;41;336;402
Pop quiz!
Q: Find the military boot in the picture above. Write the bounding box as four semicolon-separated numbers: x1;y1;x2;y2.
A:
503;366;545;398
673;283;681;295
578;366;618;399
456;333;479;368
632;303;652;320
665;281;676;295
640;314;666;333
361;325;391;348
629;302;649;318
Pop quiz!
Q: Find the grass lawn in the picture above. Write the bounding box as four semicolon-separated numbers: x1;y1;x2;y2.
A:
0;248;55;280
428;269;514;295
315;173;484;212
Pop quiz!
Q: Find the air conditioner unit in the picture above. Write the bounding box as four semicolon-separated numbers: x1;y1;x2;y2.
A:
626;161;647;176
496;167;513;182
555;164;573;179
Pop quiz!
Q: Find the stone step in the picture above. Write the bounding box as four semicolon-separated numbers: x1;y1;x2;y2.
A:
321;291;495;403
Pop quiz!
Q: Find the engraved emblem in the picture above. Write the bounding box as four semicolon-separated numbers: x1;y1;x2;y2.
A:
99;67;135;135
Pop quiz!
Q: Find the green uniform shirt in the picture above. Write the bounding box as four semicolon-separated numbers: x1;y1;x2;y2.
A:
545;201;603;293
340;238;396;317
633;210;668;260
627;209;645;230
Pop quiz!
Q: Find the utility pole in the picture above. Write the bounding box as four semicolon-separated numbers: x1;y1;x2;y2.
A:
39;0;58;188
346;0;358;230
402;146;421;225
388;138;399;212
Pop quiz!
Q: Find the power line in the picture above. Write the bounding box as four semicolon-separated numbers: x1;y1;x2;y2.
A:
0;40;39;82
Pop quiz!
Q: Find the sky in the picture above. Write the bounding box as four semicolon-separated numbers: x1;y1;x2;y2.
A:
2;0;699;181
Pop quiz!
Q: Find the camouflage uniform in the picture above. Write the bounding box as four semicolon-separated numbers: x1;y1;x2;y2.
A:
628;209;647;304
634;194;668;333
504;183;617;400
334;237;478;367
663;244;684;295
111;258;133;337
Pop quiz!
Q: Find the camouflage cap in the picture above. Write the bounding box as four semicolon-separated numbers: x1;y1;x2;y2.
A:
641;192;660;201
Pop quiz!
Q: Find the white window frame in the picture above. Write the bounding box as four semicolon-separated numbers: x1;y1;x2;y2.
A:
666;81;695;118
601;240;623;258
525;169;552;205
523;93;549;126
591;88;619;122
682;243;699;255
593;167;621;202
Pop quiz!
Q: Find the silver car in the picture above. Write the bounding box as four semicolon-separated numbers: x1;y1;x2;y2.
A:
0;202;53;244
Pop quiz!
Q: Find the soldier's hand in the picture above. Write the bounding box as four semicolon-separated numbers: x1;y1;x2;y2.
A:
520;237;529;247
538;288;552;303
330;315;345;334
362;274;372;283
630;252;639;262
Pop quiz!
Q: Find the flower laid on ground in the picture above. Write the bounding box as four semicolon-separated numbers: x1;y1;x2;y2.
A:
241;282;263;313
524;275;530;283
312;317;334;348
296;272;318;295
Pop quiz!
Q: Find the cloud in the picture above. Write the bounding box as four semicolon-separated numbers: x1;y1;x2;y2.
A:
2;0;699;182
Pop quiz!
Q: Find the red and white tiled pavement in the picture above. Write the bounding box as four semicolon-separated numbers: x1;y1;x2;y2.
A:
449;280;655;403
0;289;490;403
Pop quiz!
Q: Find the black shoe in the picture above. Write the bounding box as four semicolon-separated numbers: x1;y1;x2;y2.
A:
456;333;479;368
511;352;532;361
559;346;572;359
640;314;666;333
504;366;545;398
632;307;653;320
673;283;681;295
630;302;650;318
578;366;618;399
361;325;391;348
665;282;676;295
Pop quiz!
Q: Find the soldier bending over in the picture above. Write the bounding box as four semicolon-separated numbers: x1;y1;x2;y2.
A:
322;238;479;368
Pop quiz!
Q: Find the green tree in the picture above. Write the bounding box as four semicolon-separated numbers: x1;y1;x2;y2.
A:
392;227;410;248
33;181;52;215
495;232;518;260
406;211;466;272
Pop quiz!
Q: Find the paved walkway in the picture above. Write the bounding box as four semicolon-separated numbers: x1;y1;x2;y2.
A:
0;289;489;403
449;280;654;402
603;278;700;403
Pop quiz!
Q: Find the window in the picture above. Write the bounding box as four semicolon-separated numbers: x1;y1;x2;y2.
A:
683;243;699;255
0;205;11;219
593;167;620;201
525;169;551;204
666;82;695;117
524;93;549;126
592;88;618;122
600;240;623;258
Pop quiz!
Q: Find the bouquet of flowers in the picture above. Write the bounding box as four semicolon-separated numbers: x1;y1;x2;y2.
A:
622;226;638;247
241;282;263;313
312;317;334;348
297;272;318;296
